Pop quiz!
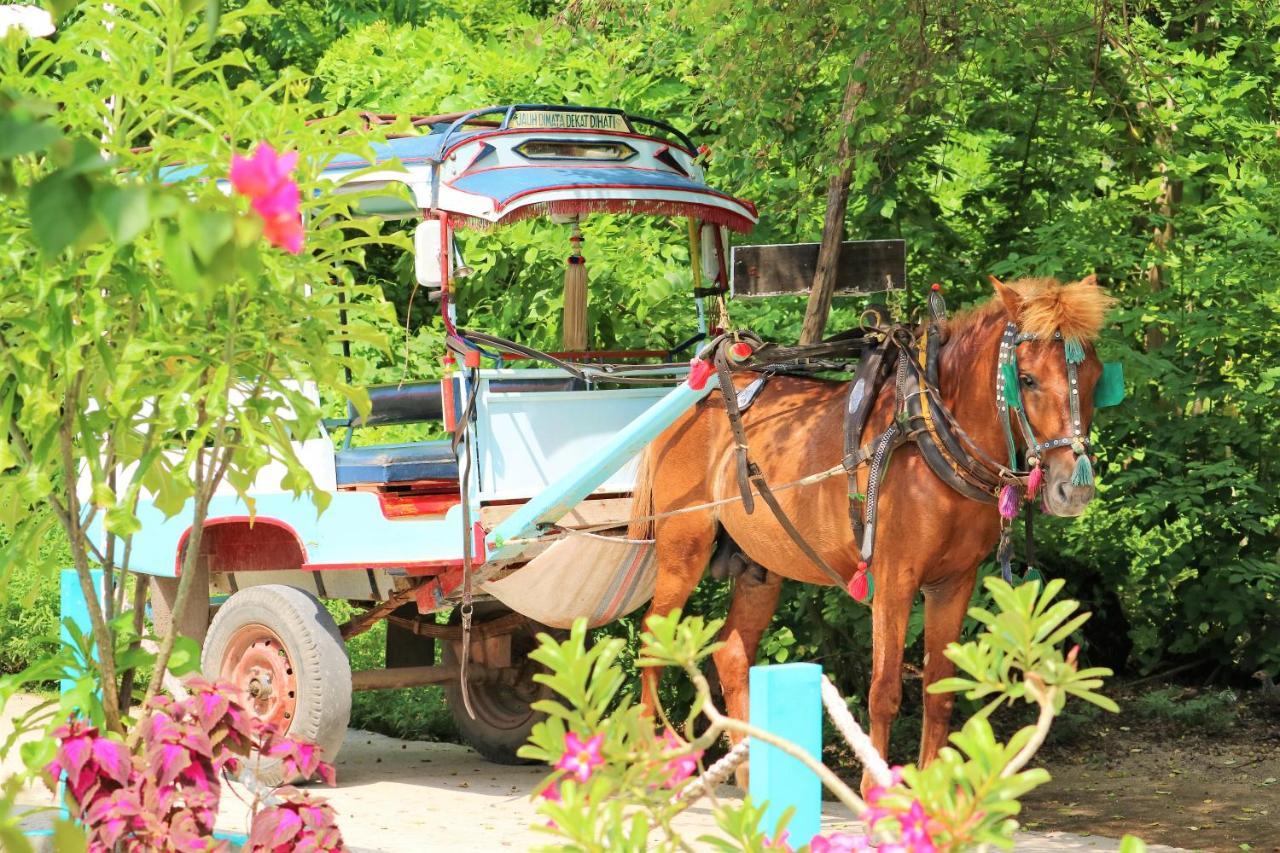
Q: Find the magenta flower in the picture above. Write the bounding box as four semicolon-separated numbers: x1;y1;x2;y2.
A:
659;728;703;788
229;142;304;254
555;732;604;783
810;832;871;852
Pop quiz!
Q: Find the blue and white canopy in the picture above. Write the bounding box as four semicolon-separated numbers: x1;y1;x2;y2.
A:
323;105;758;233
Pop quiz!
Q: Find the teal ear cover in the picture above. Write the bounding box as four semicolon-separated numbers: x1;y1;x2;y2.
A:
1094;361;1125;408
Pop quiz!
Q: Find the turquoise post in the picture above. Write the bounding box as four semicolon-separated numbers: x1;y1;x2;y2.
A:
60;568;103;696
749;662;822;846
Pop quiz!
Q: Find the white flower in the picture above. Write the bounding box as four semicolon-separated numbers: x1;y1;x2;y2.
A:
0;4;56;38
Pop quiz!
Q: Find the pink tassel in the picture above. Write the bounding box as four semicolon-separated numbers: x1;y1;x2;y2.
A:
999;484;1019;519
1026;465;1044;500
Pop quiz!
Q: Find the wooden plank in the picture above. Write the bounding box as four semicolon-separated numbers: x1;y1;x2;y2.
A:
480;497;632;531
731;239;905;298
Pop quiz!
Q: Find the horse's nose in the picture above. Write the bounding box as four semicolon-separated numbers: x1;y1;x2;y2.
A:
1048;478;1094;516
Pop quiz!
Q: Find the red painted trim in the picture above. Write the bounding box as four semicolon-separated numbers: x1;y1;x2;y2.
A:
173;516;309;577
440;127;695;163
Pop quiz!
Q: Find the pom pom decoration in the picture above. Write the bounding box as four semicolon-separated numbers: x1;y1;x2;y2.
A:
1026;464;1044;500
998;484;1020;520
1063;337;1086;364
847;561;874;603
1071;451;1094;487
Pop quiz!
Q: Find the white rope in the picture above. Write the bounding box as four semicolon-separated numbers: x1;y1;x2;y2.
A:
672;676;892;808
672;739;750;806
821;675;894;787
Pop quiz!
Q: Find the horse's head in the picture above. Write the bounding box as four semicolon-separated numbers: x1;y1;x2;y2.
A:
992;274;1115;517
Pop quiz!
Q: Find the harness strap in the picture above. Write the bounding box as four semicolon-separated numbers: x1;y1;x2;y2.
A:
712;342;851;591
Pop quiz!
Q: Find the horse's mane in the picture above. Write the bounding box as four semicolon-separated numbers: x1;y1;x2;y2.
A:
948;277;1114;342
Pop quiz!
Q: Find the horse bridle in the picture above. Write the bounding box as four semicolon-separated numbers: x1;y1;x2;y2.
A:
995;322;1095;489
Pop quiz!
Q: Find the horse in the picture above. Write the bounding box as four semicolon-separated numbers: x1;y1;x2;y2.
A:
630;275;1114;790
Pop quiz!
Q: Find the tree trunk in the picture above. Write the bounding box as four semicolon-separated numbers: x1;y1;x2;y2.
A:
801;52;870;345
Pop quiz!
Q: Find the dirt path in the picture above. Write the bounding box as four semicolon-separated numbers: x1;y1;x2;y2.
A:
4;693;1188;851
1023;724;1280;851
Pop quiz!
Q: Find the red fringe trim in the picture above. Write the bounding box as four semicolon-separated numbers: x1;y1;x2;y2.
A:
450;199;756;234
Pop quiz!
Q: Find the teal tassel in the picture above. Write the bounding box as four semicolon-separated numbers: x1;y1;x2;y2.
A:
1064;338;1086;364
1071;452;1094;486
1000;362;1022;409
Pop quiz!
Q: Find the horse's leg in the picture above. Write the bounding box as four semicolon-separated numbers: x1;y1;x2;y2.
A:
711;567;782;787
862;571;917;796
639;515;717;716
918;571;978;765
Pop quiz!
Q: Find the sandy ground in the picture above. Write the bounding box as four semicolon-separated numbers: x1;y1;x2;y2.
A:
3;693;1187;851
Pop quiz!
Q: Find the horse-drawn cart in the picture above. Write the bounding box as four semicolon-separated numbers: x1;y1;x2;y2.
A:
99;105;782;776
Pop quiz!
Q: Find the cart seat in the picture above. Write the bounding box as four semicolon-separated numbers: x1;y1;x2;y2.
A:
335;440;459;487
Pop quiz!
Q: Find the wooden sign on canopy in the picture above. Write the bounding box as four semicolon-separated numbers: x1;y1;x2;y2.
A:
730;239;905;298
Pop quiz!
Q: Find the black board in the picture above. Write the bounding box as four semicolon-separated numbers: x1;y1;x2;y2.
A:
730;239;905;297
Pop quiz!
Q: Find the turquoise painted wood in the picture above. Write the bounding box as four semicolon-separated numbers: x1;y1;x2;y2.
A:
60;568;102;695
484;376;713;561
749;662;822;846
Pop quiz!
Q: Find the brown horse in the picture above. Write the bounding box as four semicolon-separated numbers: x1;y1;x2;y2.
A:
632;275;1113;789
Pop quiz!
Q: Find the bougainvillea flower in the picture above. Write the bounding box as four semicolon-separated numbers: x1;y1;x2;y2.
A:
229;142;303;254
555;732;604;783
659;728;703;788
260;210;304;254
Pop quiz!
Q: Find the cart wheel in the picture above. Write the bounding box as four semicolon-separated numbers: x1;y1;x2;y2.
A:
201;584;351;786
442;601;560;765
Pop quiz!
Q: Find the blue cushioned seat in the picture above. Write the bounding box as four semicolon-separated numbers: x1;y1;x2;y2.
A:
335;440;459;487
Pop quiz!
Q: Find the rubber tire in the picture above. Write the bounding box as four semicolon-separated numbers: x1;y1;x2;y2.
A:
201;584;351;786
441;602;558;765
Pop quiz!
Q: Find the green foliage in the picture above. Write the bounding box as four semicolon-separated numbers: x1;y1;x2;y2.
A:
303;0;1280;680
1129;686;1238;735
526;583;1129;850
931;578;1120;716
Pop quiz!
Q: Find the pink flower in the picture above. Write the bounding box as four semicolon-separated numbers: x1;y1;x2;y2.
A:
229;143;303;254
810;832;871;852
659;728;703;788
897;800;941;853
555;732;604;783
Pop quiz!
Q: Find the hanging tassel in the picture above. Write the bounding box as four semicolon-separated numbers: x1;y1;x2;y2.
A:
1071;451;1094;487
562;221;588;351
848;561;874;603
1026;462;1044;500
998;484;1020;520
997;531;1014;584
1000;362;1022;409
1064;338;1086;364
1021;566;1044;588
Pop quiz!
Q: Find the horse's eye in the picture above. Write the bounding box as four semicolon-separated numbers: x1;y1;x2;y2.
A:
1019;373;1037;390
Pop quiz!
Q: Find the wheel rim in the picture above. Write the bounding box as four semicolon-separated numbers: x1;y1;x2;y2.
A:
220;624;298;732
456;624;545;732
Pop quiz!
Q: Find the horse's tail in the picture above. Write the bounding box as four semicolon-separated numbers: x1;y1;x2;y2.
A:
628;445;655;541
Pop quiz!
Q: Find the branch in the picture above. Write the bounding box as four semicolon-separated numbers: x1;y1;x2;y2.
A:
1000;675;1056;779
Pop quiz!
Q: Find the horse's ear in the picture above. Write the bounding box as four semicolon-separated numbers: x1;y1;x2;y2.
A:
1078;273;1099;288
989;275;1022;320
